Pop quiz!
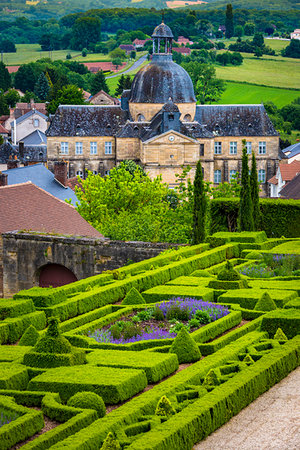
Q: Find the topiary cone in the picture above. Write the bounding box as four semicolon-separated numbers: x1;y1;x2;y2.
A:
155;395;176;418
169;327;201;363
254;292;277;311
274;327;288;341
100;432;121;450
203;368;220;388
121;287;146;305
18;325;40;346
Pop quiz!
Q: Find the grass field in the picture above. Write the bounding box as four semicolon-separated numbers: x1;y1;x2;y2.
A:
215;81;300;107
3;44;110;65
215;56;300;89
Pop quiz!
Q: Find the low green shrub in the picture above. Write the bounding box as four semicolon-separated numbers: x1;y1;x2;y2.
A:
100;432;121;450
0;346;32;363
155;396;176;418
0;298;35;320
254;293;277;312
169;327;201;364
190;270;212;277
219;289;295;309
0;363;29;390
274;327;288;341
284;298;300;309
260;309;300;339
217;261;241;281
202;368;220;388
67;392;106;418
19;325;40;347
28;366;148;403
121;288;145;305
142;286;214;304
3;311;46;344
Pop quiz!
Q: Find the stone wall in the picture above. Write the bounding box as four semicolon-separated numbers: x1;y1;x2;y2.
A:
1;232;180;297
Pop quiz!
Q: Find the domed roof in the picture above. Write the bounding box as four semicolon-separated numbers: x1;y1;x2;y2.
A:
130;55;196;104
152;22;173;38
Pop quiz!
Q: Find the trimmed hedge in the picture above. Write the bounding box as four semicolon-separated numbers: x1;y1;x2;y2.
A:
142;286;214;303
19;325;40;346
169;327;201;363
219;289;296;309
0;363;29;390
0;345;32;363
249;279;300;296
127;335;300;449
0;298;35;320
28;366;148;403
67;392;106;418
260;308;300;339
0;311;46;344
86;349;179;383
0;395;44;450
210;198;300;238
284;298;300;309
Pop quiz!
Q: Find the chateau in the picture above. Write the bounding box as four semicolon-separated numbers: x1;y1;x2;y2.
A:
47;22;279;194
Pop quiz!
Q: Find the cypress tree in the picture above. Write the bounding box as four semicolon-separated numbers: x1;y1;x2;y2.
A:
250;151;260;230
193;160;208;244
34;72;50;101
90;70;109;96
238;141;254;231
114;74;125;96
124;75;132;90
0;61;11;92
225;4;234;39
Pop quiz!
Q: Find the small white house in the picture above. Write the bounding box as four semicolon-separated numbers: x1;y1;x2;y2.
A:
10;109;48;145
290;29;300;40
268;160;300;197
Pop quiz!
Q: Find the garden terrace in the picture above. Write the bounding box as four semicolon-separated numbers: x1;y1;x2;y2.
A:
0;232;299;449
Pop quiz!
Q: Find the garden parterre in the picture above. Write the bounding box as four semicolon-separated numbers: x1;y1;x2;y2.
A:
0;232;299;449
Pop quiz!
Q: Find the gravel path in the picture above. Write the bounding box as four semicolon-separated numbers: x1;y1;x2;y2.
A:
194;366;300;450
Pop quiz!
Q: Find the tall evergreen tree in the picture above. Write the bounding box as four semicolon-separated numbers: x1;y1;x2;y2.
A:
225;4;234;39
115;74;125;96
90;70;109;96
0;95;9;115
193;160;208;244
0;62;11;92
124;75;132;90
34;72;50;100
238;141;254;231
250;151;260;230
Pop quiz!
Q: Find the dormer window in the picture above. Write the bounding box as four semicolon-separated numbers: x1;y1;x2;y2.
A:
168;114;174;121
137;114;145;122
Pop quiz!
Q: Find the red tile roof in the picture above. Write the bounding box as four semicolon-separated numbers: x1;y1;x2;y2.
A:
268;175;278;185
0;182;103;238
83;62;126;73
0;124;9;134
279;161;300;182
173;47;191;55
6;65;19;73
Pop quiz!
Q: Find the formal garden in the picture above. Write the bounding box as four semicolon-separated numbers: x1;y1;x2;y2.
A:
0;230;299;449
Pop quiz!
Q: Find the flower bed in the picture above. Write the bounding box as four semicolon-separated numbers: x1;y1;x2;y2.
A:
239;254;300;278
88;298;229;344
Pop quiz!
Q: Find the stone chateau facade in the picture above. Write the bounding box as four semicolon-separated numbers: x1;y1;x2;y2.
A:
47;22;279;195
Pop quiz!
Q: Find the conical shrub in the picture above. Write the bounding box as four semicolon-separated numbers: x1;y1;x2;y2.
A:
243;354;255;365
217;260;240;281
169;327;201;363
100;432;121;450
155;395;176;418
121;287;145;305
19;325;40;346
203;369;220;388
254;292;277;311
274;327;288;341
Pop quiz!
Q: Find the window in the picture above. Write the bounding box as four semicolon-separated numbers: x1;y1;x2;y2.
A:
246;142;252;154
92;170;98;175
259;141;266;155
214;169;221;184
168;114;174;121
184;114;191;122
76;170;83;177
90;142;97;155
60;142;69;155
229;141;237;155
105;142;112;155
214;142;222;155
75;142;83;155
230;170;237;181
104;170;110;176
200;144;204;156
34;118;39;127
258;169;266;183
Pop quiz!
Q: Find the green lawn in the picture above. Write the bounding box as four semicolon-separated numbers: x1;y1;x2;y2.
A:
215;56;300;89
215;81;300;107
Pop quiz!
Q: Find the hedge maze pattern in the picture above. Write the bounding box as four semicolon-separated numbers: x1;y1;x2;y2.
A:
0;231;299;449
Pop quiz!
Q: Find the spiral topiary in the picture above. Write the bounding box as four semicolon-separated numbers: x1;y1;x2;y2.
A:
67;391;106;418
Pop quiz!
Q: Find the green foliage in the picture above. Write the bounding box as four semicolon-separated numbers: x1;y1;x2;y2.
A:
182;61;225;104
67;392;106;418
47;84;85;114
274;327;288;341
18;325;40;347
0;363;29;390
34;72;50;100
169;327;201;363
100;432;121;450
121;288;145;305
217;260;241;281
282;39;300;58
115;74;132;96
260;308;300;339
0;95;9;115
71;16;101;50
243;354;255;365
250;152;260;230
238;142;254;232
225;4;234;38
254;293;277;312
155;396;176;418
4;89;20;108
90;70;110;95
0;62;11;92
202;368;220;388
193;160;208;244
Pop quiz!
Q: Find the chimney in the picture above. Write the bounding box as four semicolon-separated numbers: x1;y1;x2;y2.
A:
19;141;24;158
7;155;20;170
0;172;8;186
54;160;68;187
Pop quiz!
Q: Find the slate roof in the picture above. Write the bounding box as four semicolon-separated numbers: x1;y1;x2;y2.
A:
152;23;174;38
280;172;300;199
0;142;17;164
46;105;128;137
281;142;300;159
21;146;47;163
195;105;279;137
0;182;102;238
2;163;78;205
21;130;47;146
11;109;47;127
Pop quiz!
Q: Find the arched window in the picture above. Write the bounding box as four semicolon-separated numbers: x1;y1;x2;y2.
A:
137;114;145;122
183;114;191;122
214;169;221;184
76;170;83;177
258;169;266;183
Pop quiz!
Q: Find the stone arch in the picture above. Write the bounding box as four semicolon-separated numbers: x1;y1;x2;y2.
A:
37;263;78;288
137;114;145;122
183;114;192;122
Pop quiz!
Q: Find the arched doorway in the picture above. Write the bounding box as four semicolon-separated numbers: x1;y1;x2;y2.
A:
38;264;77;288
